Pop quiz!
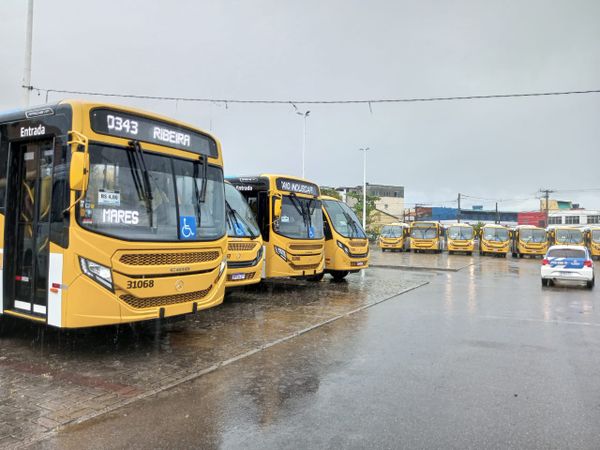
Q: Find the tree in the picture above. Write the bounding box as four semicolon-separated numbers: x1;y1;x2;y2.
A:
320;187;342;200
347;191;380;228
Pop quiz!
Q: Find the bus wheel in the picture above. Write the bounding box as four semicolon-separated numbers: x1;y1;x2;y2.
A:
307;272;325;282
331;271;349;282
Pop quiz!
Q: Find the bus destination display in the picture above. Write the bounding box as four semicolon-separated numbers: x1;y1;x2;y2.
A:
276;178;319;196
90;109;217;157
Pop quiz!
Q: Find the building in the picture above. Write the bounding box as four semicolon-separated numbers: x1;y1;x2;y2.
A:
409;206;518;226
548;210;600;226
337;183;404;218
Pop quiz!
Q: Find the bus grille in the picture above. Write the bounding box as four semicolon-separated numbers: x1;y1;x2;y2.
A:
228;242;259;252
288;244;323;251
119;251;220;266
289;262;321;271
119;286;213;309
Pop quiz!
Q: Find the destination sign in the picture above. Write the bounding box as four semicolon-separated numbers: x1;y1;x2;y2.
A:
276;178;319;196
90;109;217;157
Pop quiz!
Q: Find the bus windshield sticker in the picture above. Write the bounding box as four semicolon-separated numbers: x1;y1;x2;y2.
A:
179;216;197;240
98;190;121;206
309;225;315;238
275;178;319;196
281;215;290;223
234;222;246;236
90;109;217;157
101;209;140;225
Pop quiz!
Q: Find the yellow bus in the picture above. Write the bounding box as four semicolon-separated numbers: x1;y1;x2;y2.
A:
479;224;510;257
585;227;600;260
446;223;475;255
0;100;227;328
378;222;408;252
409;221;443;253
549;226;585;247
227;175;324;278
317;195;369;281
224;181;263;287
510;225;548;258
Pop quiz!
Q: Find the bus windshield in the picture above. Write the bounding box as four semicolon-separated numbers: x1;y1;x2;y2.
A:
323;199;366;239
519;228;547;243
448;226;473;240
276;195;324;240
381;225;404;238
225;183;260;238
80;144;226;241
593;230;600;243
556;229;583;244
411;225;438;239
483;227;509;242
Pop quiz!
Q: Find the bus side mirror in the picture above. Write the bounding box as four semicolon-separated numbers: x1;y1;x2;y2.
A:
273;197;282;219
70;151;89;192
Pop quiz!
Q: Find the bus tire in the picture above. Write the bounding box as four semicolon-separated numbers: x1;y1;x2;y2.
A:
307;272;325;282
331;271;349;282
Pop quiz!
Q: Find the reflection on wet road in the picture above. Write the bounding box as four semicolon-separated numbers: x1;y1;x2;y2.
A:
31;254;600;450
0;268;425;448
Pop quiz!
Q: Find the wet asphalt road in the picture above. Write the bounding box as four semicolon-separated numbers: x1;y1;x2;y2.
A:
29;254;600;450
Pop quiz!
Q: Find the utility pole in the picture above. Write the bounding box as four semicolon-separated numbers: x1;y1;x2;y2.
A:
22;0;34;106
495;202;499;224
457;193;461;223
359;147;370;230
539;188;554;227
295;110;310;178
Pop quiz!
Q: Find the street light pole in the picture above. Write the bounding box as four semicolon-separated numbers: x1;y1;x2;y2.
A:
359;147;370;230
296;110;310;178
22;0;34;107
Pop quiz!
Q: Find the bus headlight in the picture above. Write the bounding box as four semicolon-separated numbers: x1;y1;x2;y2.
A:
79;257;113;291
337;240;350;255
274;246;287;261
219;258;227;277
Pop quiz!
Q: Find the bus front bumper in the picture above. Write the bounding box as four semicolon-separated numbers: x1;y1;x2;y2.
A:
64;261;227;328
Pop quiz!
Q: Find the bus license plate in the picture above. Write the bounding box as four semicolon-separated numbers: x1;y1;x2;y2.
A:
355;261;364;266
231;273;245;281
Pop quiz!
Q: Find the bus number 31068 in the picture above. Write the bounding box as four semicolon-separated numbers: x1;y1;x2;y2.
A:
127;280;155;289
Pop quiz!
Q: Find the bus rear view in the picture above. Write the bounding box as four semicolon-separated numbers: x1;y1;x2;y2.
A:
227;175;324;279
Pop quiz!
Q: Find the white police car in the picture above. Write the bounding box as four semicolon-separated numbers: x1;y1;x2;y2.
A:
541;245;594;288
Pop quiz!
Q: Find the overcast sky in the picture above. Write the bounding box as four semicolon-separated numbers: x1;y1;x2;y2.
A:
2;0;599;210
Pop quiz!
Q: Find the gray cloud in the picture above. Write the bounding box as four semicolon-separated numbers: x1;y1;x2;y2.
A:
2;0;599;209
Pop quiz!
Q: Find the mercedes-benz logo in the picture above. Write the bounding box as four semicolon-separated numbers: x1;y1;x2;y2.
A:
175;280;184;292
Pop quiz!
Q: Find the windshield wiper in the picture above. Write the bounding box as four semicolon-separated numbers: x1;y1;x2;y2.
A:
342;211;361;238
129;141;154;227
226;201;257;239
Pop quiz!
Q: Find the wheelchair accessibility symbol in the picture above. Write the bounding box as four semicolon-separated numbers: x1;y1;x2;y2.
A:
179;216;197;240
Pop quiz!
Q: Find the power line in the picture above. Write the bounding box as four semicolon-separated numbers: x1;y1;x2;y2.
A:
22;85;600;107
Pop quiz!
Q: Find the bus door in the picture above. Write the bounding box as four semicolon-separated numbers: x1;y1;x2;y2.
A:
4;138;54;316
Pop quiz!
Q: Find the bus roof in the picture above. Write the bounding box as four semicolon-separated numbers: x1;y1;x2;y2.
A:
0;100;221;161
482;223;508;229
446;223;473;228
